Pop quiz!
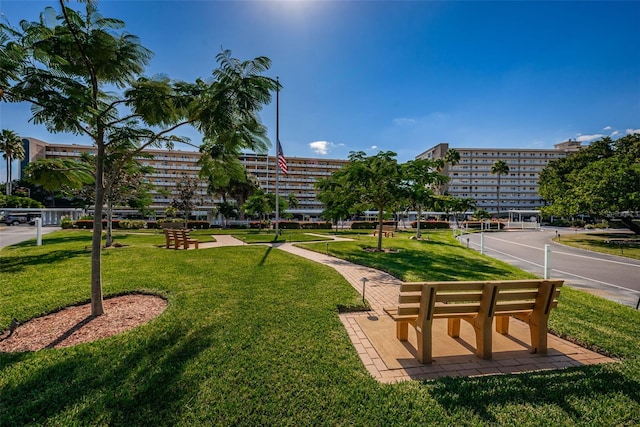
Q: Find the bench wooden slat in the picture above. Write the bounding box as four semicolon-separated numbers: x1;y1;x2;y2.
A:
497;280;563;290
400;282;486;292
494;301;537;312
434;303;482;314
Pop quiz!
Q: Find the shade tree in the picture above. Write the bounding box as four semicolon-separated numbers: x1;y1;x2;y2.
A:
1;1;278;315
539;134;640;233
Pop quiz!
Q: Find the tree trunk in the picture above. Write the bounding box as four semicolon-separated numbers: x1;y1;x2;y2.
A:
6;158;12;196
91;142;106;317
496;175;501;215
376;209;384;251
416;206;422;239
105;193;113;247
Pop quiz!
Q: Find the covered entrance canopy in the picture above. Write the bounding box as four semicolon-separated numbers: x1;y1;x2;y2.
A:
506;210;541;230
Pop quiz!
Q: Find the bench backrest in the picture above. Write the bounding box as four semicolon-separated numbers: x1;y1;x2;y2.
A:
396;279;563;320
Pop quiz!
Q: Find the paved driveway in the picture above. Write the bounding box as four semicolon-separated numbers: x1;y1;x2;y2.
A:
463;228;640;308
0;225;61;249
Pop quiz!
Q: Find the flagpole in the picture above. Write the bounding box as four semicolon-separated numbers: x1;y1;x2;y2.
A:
275;77;280;236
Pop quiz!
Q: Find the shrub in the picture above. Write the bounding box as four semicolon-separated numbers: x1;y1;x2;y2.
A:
74;219;121;229
249;221;269;229
187;220;210;229
157;219;184;229
300;222;332;229
351;221;377;229
547;218;570;227
275;221;300;229
409;220;450;229
60;217;74;229
119;220;146;229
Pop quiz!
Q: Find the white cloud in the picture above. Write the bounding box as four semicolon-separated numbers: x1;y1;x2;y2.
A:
370;145;378;151
575;134;604;142
309;140;333;155
603;126;612;130
611;130;620;136
626;128;640;135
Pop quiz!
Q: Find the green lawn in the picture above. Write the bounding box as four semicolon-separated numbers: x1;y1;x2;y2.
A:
227;229;334;244
554;231;640;260
1;230;639;426
299;231;537;282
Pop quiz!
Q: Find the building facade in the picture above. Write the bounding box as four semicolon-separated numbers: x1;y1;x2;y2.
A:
20;138;347;219
416;141;582;214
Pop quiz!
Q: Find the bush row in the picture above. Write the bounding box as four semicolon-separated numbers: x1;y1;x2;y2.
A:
273;221;333;230
409;221;451;229
71;219;211;230
351;221;396;229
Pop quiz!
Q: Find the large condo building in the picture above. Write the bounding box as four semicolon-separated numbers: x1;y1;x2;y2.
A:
416;141;582;214
20;138;348;219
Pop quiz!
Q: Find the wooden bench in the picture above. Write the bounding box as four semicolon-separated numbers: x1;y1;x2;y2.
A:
176;229;199;250
383;279;563;363
164;228;178;249
373;225;395;237
164;228;199;249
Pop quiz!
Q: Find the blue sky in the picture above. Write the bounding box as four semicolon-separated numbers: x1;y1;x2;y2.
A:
1;0;639;179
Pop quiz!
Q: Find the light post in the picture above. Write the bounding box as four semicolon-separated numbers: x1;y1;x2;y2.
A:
361;277;369;306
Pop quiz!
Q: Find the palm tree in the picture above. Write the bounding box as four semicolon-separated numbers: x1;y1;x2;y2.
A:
444;148;461;168
434;148;460;195
0;129;25;196
491;160;510;215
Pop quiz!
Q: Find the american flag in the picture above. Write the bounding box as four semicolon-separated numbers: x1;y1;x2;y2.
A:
277;139;288;174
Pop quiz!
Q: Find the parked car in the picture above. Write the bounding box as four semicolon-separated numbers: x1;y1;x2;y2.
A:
0;214;35;226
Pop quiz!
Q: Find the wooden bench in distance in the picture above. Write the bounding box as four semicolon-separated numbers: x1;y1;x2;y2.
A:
373;225;395;237
177;229;199;250
163;228;177;249
383;279;563;363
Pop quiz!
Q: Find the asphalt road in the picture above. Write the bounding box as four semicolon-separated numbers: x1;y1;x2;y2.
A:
462;228;640;308
0;224;61;249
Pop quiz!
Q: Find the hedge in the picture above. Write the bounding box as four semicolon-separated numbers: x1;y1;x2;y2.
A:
351;221;377;229
118;220;146;230
274;221;301;229
409;220;450;229
75;219;121;229
300;222;332;230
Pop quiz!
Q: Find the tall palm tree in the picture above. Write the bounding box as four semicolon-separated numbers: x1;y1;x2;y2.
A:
444;148;461;168
0;129;25;196
491;160;510;215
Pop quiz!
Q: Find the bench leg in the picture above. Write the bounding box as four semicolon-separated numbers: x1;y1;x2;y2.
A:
496;315;510;335
447;318;461;337
524;313;548;354
415;324;433;364
473;317;494;360
396;321;409;341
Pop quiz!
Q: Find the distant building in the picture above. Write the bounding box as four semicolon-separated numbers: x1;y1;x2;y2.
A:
20;138;348;219
416;141;581;214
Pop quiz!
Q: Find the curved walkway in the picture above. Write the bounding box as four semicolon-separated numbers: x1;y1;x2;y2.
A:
210;234;613;382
